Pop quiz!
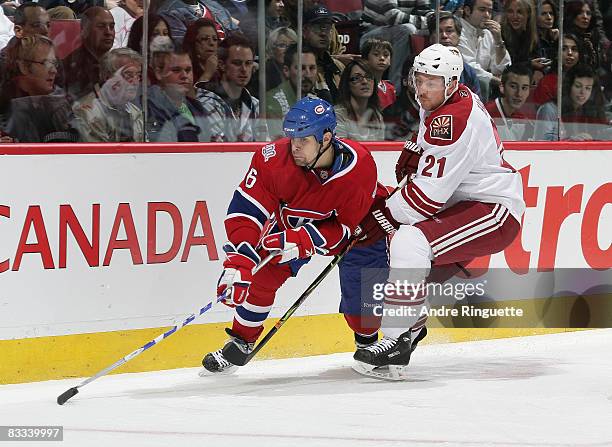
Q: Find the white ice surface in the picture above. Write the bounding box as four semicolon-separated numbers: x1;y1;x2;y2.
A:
1;329;611;447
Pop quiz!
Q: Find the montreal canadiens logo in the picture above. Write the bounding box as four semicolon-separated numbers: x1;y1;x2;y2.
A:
430;115;453;140
314;105;326;115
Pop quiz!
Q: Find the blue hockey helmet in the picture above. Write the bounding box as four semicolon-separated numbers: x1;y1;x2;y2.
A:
283;97;336;143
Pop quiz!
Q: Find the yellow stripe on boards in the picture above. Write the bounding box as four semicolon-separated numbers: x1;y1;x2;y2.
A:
0;312;582;385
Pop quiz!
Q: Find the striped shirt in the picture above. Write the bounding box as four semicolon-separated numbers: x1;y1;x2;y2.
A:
362;0;433;29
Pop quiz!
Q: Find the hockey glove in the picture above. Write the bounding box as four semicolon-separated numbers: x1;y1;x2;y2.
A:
261;226;318;264
217;242;261;307
395;139;423;183
354;196;400;247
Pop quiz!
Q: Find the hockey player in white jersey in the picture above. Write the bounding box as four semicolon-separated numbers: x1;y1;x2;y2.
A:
353;44;525;380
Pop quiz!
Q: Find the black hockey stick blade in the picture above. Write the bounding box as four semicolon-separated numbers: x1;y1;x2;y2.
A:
57;387;79;405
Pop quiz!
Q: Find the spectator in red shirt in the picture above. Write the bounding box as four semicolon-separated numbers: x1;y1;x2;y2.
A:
361;38;396;110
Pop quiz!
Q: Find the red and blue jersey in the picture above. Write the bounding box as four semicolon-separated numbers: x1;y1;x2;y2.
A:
225;137;378;255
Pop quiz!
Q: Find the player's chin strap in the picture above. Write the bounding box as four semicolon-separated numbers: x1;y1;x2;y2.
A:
305;137;333;171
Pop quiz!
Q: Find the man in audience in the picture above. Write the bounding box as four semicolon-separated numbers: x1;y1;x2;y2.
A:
427;11;482;98
1;3;50;83
302;5;344;102
458;0;511;100
485;63;534;140
72;48;143;142
196;34;268;142
62;6;115;101
266;43;322;139
147;50;210;141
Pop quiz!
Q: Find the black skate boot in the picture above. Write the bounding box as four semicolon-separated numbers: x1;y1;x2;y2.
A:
352;330;413;380
199;329;254;376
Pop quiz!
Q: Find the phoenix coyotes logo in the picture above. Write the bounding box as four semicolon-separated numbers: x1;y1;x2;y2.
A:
430;115;453;140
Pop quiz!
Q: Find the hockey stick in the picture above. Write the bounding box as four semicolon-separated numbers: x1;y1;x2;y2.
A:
57;253;276;405
223;237;359;366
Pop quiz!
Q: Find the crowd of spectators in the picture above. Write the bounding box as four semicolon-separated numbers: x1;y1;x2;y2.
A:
0;0;610;143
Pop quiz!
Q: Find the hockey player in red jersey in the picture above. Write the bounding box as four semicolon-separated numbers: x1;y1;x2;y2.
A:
353;44;526;380
201;97;379;375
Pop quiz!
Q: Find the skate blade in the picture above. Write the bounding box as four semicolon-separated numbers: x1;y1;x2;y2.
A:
198;365;238;377
352;361;408;381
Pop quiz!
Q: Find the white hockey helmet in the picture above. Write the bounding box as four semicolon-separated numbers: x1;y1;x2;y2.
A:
411;44;464;105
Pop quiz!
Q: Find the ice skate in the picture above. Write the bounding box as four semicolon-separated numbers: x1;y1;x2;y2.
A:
199;329;254;376
352;328;427;380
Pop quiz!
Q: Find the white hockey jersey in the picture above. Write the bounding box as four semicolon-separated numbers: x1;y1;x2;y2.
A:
387;84;525;224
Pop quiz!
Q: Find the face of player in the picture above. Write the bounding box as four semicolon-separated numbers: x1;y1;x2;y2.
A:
304;21;332;51
431;18;460;47
500;73;530;112
18;44;57;95
15;6;50;38
290;132;332;167
367;47;391;74
285;52;318;94
272;34;295;65
157;53;193;96
195;25;218;61
570;76;593;108
506;0;527;32
573;3;592;30
348;65;375;100
87;11;115;55
537;3;554;29
221;45;254;88
562;37;579;70
414;72;449;111
465;0;493;29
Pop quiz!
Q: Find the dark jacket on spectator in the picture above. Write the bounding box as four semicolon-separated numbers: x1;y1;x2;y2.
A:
145;84;210;142
155;0;238;46
0;82;77;142
62;45;103;101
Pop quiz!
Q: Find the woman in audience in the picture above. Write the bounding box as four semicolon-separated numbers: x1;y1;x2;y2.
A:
0;35;76;142
535;0;559;64
564;0;604;70
533;34;582;105
265;26;297;90
127;14;175;54
534;63;607;140
335;58;384;141
501;0;551;80
183;18;219;84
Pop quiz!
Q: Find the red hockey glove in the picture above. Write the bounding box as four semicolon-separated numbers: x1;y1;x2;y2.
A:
395;139;423;183
354;195;400;247
217;242;261;307
261;226;318;264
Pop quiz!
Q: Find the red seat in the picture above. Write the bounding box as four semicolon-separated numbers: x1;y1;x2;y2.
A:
410;34;428;55
49;20;81;59
323;0;363;15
